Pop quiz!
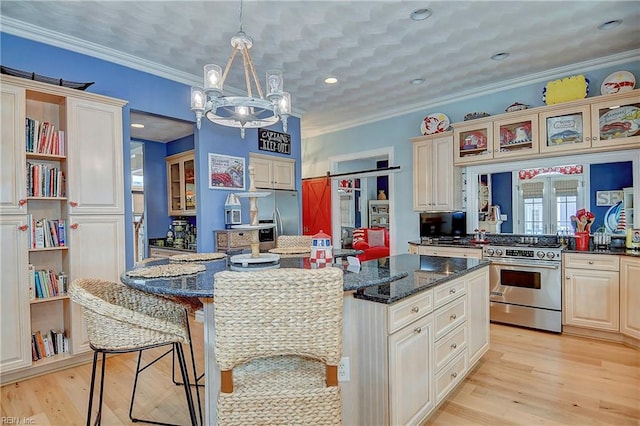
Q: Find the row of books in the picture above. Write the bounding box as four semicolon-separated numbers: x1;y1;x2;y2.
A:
26;118;66;156
31;329;68;361
27;215;66;249
27;162;66;197
28;265;66;299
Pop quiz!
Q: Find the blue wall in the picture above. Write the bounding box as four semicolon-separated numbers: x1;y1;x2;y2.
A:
590;162;633;231
491;172;513;233
1;32;302;267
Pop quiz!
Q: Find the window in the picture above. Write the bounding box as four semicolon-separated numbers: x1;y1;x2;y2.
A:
516;171;583;235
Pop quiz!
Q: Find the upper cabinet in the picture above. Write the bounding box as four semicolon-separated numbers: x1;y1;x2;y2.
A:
452;89;640;166
412;133;461;211
167;150;196;216
249;153;295;190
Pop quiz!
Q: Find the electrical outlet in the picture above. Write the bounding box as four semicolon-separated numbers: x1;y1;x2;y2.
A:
338;356;350;382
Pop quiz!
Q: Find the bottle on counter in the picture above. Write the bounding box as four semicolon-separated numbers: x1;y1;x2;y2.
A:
166;227;174;247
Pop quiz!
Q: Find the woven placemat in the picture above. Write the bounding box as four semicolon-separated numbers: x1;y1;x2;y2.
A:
169;252;227;262
268;247;311;255
126;263;206;278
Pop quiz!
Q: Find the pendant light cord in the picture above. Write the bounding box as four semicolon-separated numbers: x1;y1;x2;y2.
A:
238;0;244;33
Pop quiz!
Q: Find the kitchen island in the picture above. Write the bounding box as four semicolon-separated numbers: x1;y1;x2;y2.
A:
120;253;490;425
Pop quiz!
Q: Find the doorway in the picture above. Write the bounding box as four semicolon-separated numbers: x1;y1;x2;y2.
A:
329;147;394;253
131;141;145;263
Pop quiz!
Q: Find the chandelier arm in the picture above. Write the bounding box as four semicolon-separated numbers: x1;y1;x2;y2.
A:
221;47;239;88
242;44;264;99
240;45;254;98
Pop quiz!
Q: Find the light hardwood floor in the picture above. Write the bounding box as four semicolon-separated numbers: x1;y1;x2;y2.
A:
2;322;638;425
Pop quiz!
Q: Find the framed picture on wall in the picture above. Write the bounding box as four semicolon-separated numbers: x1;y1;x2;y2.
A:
208;153;245;190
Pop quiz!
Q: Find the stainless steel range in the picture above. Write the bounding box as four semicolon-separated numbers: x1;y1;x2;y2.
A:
483;242;563;333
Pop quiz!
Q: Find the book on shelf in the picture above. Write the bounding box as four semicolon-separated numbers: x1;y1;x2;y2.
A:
28;263;35;300
34;219;45;249
26;119;64;155
42;335;52;357
35;331;46;359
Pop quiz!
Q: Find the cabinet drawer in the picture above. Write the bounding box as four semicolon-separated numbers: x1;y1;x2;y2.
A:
434;279;466;309
388;289;434;334
434;297;466;339
563;253;619;271
229;231;252;247
435;351;468;404
435;323;467;371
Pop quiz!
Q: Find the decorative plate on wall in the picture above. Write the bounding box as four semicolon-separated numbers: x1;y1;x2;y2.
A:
421;113;450;135
543;74;589;105
601;70;636;95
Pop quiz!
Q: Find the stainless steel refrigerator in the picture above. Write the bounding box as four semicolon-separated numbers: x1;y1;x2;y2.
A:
257;190;301;237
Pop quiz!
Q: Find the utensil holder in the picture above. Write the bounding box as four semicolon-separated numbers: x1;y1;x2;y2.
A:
575;232;590;251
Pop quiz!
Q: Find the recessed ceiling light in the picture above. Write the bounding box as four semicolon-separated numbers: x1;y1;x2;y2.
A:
410;8;432;21
324;77;338;85
598;19;622;30
131;123;145;128
410;78;425;85
490;52;509;61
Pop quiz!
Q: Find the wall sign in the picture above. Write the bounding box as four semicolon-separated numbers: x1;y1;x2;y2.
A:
596;190;623;206
258;128;291;155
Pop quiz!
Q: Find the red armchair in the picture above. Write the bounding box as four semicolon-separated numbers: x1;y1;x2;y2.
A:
352;227;390;261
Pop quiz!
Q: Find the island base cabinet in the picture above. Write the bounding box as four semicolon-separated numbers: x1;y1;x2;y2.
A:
388;314;434;426
435;352;468;404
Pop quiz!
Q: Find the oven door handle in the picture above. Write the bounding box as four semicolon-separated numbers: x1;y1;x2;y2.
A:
489;258;560;269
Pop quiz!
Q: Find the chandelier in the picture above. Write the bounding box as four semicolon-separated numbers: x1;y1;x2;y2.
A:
190;1;291;139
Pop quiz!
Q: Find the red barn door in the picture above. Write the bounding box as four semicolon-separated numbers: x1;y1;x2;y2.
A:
302;177;332;235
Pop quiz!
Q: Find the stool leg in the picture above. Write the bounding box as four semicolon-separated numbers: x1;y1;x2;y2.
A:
87;351;99;426
96;352;107;426
128;350;144;422
175;343;198;426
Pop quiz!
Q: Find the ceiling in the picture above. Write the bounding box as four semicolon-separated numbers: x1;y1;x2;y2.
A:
2;1;639;140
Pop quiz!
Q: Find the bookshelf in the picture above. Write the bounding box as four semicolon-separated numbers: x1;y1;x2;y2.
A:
369;200;390;228
1;74;126;383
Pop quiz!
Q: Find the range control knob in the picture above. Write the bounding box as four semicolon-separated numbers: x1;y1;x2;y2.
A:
537;251;546;259
546;252;556;259
495;249;503;256
485;248;494;256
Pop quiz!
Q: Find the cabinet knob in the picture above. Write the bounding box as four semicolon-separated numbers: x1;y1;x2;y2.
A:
414;327;422;334
592;136;598;141
451;372;458;379
19;225;28;231
588;261;594;264
566;276;571;280
69;201;78;207
449;288;456;294
411;306;420;313
19;199;27;206
450;343;457;350
70;223;78;229
450;313;457;320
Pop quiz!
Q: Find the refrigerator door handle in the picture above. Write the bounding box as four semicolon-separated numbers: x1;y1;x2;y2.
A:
275;207;284;237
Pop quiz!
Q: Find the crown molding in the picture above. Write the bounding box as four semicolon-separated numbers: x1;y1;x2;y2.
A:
304;49;640;139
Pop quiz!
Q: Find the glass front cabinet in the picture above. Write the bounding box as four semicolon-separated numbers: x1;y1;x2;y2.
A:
166;150;196;216
590;93;640;150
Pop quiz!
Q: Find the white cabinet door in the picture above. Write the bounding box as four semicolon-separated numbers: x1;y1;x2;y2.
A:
388;314;434;426
564;268;619;331
0;82;27;215
466;267;490;365
67;214;125;353
66;97;124;215
272;159;295;190
620;257;640;339
412;134;459;211
0;216;32;372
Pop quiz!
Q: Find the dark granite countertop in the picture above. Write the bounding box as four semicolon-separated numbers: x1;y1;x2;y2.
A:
120;253;418;298
353;254;489;304
562;247;640;257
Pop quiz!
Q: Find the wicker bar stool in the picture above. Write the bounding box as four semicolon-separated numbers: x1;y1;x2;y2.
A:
213;267;343;425
268;235;313;258
69;278;198;426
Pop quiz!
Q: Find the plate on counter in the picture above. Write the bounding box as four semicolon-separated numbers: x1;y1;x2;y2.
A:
421;113;450;135
599;105;640;139
601;70;635;95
